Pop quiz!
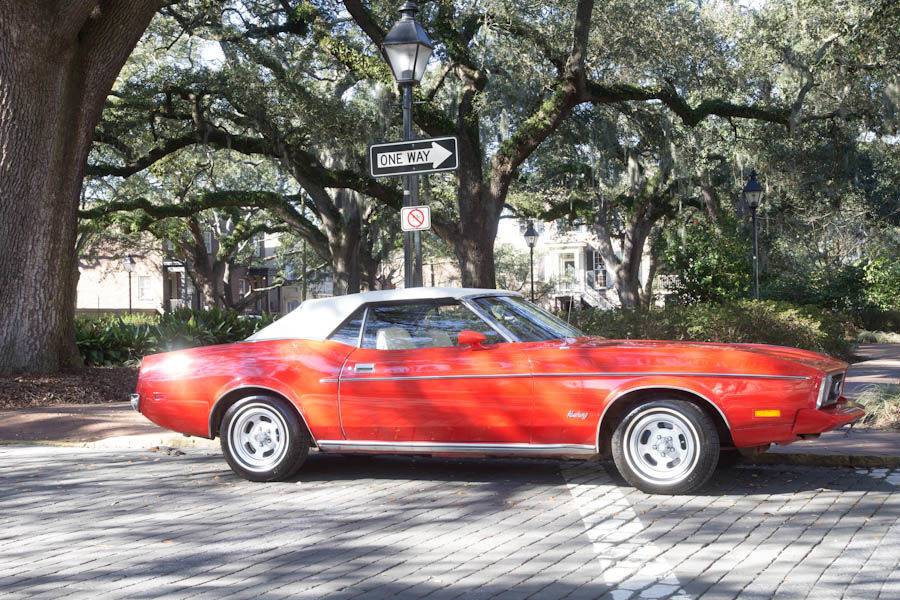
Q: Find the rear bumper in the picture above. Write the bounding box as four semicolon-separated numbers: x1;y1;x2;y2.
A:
793;400;865;435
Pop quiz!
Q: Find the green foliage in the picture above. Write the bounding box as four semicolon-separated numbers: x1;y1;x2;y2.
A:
74;317;157;367
863;256;900;312
855;307;900;333
764;258;900;331
571;300;852;359
75;310;278;366
660;219;751;303
764;263;868;314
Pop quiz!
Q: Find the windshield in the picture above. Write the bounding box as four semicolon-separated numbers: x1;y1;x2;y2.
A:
470;296;584;342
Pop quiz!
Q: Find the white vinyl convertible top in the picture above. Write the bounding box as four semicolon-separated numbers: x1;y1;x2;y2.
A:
247;287;516;342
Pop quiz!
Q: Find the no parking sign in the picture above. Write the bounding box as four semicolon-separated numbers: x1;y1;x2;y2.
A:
400;206;431;232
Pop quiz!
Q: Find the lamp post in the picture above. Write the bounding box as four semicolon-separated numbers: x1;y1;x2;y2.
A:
523;220;538;302
744;170;764;300
122;255;137;314
383;1;433;288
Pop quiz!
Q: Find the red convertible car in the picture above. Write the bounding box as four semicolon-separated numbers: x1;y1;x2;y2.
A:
133;288;863;494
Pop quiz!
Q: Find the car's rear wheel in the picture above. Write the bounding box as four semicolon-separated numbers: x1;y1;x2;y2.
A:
611;399;719;495
220;396;309;482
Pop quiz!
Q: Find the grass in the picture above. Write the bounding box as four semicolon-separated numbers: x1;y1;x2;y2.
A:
856;330;900;344
855;384;900;430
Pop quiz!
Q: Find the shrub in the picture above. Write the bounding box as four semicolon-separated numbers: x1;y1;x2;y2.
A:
856;330;900;344
855;306;900;333
855;385;900;430
863;256;900;312
74;316;156;366
764;263;870;316
660;219;751;304
75;309;278;366
570;300;853;359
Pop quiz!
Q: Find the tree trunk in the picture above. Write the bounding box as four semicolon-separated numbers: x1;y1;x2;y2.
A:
595;207;653;310
0;2;157;374
454;234;497;289
323;190;362;296
329;223;362;296
452;178;501;288
187;268;216;309
331;236;361;295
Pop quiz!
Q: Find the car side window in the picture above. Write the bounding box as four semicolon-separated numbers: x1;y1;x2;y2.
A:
328;307;366;346
361;301;503;350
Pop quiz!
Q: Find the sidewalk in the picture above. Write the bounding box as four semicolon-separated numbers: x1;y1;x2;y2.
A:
0;403;216;449
843;343;900;397
759;429;900;468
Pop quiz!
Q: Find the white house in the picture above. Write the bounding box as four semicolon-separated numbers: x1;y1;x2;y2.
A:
494;211;652;310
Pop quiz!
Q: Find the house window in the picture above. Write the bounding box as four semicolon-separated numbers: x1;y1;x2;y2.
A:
137;276;154;301
559;252;577;290
593;251;608;288
167;272;183;301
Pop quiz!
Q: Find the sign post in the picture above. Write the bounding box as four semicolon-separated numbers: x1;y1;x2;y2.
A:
369;135;458;288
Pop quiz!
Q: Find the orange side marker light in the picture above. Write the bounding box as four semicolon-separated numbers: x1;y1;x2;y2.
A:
754;409;781;418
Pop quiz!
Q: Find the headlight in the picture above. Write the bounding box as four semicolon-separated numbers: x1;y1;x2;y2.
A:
817;372;845;408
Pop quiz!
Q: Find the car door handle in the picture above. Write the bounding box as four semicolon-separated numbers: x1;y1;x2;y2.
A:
353;363;375;373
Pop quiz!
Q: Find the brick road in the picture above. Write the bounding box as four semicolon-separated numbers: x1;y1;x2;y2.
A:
0;447;897;599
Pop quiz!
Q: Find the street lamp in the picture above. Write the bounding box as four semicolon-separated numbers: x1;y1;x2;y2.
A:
523;220;538;302
122;255;137;314
744;170;764;300
383;1;433;288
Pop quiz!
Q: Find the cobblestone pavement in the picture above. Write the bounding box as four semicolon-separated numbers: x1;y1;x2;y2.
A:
0;447;897;600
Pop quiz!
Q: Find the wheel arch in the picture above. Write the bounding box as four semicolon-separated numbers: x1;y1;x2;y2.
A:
595;385;733;456
209;385;317;446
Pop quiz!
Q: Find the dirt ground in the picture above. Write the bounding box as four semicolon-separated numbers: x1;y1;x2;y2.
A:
0;367;137;410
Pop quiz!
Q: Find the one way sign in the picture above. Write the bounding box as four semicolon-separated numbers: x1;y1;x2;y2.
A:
369;136;458;178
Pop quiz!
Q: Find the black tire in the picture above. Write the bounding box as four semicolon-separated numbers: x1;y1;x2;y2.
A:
220;395;310;482
610;399;719;495
717;449;743;469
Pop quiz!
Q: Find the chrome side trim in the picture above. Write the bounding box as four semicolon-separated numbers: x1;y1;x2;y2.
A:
532;371;809;381
316;440;596;456
594;385;730;453
322;371;810;384
210;386;318;446
323;373;532;383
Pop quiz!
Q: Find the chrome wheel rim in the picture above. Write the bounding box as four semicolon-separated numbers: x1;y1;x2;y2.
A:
229;403;289;473
623;408;699;486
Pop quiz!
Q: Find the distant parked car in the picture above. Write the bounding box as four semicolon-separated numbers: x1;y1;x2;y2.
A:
132;288;863;494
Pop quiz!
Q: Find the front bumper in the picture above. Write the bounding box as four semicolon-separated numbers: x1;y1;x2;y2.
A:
793;400;865;435
130;393;141;412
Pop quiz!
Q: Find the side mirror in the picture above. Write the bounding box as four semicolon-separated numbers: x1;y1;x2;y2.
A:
457;329;487;349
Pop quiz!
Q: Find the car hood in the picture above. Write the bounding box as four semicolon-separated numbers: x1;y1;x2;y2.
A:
562;337;847;375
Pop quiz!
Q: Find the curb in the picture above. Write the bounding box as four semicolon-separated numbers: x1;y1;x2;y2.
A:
1;437;898;469
745;453;900;469
82;433;220;450
0;434;219;451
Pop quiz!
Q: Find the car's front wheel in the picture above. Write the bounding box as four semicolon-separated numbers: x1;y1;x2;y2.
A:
611;399;719;495
220;396;310;482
